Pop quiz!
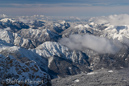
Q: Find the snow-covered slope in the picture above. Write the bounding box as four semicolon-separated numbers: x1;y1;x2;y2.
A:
32;41;90;78
33;41;88;64
18;28;60;47
100;25;129;45
53;20;70;33
0;54;51;86
61;24;93;37
0;45;48;72
0;29;35;49
61;22;105;38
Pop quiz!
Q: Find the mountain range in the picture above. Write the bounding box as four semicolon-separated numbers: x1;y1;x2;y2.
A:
1;14;129;86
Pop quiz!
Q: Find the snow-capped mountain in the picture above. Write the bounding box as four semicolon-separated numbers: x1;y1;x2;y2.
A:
0;18;29;30
1;14;129;85
88;15;129;46
0;29;35;49
32;41;90;78
33;41;88;64
53;20;70;33
18;28;60;47
100;25;129;45
0;18;15;23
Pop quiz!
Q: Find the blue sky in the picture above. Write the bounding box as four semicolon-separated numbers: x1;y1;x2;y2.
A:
0;0;129;17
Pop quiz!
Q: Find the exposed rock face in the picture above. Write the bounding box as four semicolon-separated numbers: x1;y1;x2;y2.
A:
0;54;51;86
33;42;91;78
47;55;91;79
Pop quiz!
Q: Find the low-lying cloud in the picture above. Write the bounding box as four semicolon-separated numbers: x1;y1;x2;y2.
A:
90;14;129;26
59;34;122;54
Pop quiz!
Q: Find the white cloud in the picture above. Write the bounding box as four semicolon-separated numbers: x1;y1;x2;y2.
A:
59;34;122;54
90;14;129;25
0;14;7;18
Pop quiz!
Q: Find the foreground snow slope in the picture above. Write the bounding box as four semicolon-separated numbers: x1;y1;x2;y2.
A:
0;54;51;86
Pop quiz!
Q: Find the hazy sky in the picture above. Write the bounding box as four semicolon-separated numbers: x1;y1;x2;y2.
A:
1;0;129;17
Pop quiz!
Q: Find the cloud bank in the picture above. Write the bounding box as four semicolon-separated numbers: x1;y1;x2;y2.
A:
1;2;129;17
90;14;129;26
59;34;122;54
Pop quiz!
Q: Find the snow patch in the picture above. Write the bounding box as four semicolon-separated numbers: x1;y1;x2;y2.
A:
74;79;80;83
87;72;98;75
108;70;113;73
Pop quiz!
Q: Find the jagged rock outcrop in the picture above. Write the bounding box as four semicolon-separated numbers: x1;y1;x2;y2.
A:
0;54;51;86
